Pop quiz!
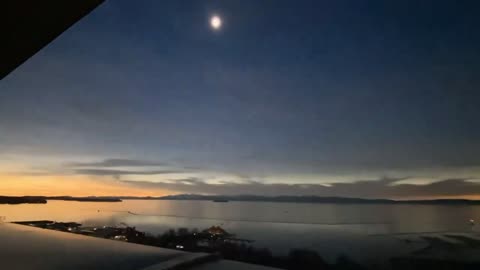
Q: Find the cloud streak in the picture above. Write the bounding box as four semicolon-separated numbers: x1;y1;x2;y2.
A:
75;169;182;176
68;158;169;168
66;158;187;177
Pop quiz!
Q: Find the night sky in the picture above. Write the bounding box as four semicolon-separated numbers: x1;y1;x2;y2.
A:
1;0;480;198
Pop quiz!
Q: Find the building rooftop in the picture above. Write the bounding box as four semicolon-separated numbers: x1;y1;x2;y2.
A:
0;222;278;270
2;1;105;79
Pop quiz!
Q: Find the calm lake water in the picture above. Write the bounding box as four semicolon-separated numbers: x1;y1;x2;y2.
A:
2;200;480;264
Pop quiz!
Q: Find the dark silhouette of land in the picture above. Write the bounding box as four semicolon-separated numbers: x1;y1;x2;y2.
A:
0;196;47;204
15;221;366;270
4;194;480;205
16;220;480;269
47;196;122;202
120;194;480;205
0;196;120;204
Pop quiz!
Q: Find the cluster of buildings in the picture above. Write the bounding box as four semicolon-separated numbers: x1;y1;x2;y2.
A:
14;220;145;242
15;220;253;252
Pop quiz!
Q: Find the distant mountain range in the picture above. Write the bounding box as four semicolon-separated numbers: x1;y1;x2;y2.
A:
3;194;480;205
120;194;480;205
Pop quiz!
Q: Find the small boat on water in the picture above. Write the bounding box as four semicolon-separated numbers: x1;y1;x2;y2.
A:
213;199;229;203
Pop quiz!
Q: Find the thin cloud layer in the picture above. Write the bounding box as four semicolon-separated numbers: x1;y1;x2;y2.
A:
67;158;185;177
68;158;169;168
75;169;182;176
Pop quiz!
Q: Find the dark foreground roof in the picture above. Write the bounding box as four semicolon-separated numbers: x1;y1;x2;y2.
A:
2;0;104;79
0;223;277;270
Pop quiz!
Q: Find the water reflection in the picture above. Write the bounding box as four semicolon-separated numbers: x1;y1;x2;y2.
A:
2;200;480;263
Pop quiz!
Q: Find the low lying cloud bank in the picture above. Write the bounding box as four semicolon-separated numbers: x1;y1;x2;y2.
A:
59;158;480;199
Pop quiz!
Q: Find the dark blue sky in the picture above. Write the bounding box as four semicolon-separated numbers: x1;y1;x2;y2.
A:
1;0;480;197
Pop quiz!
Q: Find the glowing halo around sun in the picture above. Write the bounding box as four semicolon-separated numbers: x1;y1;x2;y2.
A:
210;15;222;30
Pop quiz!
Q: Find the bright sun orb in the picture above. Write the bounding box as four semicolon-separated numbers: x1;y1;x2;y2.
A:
210;15;222;30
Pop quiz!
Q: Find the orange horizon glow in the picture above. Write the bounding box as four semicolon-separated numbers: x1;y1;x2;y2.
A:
0;174;174;197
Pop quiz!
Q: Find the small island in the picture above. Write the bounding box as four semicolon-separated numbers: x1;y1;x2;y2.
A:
0;196;47;204
0;196;121;204
47;196;122;202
